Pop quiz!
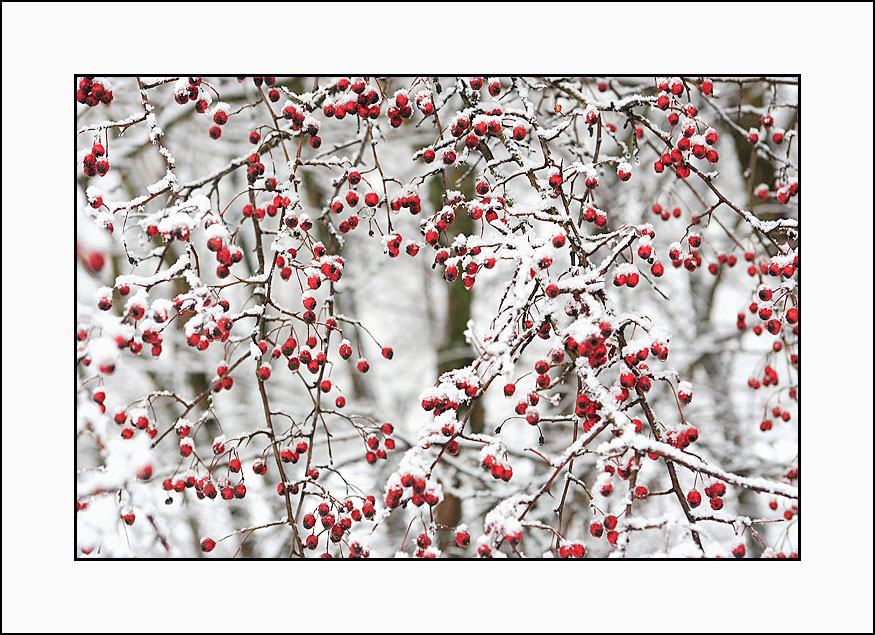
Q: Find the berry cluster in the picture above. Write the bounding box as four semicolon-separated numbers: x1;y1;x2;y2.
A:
76;77;113;107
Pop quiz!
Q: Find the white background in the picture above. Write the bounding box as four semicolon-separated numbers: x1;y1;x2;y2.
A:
2;2;872;632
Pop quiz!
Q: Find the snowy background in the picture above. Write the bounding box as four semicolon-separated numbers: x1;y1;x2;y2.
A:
76;76;799;559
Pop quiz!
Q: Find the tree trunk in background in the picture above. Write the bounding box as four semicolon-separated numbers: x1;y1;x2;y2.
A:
429;171;480;549
304;171;373;402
